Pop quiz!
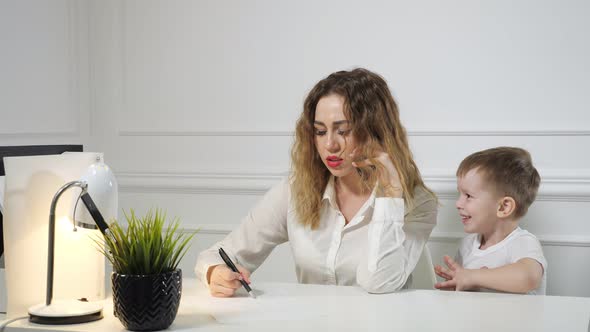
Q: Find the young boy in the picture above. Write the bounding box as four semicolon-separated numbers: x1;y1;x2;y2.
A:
434;147;547;294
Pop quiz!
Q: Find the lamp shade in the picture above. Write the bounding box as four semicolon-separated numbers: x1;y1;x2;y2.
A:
74;158;118;229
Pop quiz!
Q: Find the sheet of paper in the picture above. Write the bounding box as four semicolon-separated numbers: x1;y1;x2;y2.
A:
1;175;6;312
1;175;5;268
188;282;367;324
0;175;4;213
196;291;362;324
204;297;317;323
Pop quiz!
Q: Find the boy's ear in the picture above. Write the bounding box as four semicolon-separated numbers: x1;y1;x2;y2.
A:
496;196;516;218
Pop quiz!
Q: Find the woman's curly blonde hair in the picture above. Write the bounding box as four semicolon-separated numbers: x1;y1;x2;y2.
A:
290;68;434;229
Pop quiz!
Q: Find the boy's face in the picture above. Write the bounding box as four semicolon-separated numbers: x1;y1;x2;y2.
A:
456;168;503;234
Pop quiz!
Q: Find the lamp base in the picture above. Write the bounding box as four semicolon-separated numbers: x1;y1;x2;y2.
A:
28;299;103;325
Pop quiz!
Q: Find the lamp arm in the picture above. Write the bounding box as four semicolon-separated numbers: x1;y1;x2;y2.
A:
46;181;88;306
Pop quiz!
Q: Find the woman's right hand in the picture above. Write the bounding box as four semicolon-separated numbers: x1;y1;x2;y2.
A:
207;264;252;297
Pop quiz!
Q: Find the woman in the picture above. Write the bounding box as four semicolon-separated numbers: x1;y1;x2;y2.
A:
195;68;437;296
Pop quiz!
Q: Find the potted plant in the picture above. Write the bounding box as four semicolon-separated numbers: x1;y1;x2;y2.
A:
96;209;195;331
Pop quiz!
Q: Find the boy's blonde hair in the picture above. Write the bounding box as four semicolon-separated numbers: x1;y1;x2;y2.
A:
457;147;540;219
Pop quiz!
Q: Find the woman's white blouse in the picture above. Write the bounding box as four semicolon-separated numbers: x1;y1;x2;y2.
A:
195;176;438;293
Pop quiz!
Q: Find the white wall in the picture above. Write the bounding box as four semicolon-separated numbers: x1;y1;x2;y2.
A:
0;0;90;146
2;0;590;298
0;0;91;311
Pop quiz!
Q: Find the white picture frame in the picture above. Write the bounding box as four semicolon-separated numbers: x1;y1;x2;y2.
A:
1;175;6;313
3;153;105;317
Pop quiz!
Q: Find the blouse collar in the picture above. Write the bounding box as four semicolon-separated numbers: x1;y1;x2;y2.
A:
322;176;378;210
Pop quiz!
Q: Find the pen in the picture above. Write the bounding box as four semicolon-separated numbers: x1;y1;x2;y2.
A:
218;247;256;298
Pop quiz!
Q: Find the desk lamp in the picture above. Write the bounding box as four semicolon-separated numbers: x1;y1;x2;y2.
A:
27;160;117;324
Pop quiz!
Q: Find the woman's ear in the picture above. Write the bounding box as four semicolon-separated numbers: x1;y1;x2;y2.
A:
496;196;516;218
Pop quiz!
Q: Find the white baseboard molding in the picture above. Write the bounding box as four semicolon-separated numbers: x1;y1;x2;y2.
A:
117;171;590;202
118;130;590;137
426;232;590;248
183;225;590;248
118;171;284;195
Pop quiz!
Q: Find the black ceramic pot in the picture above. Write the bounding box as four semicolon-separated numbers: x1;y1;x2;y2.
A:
111;269;182;331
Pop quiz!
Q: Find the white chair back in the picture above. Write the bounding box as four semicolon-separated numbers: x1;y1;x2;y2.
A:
409;245;436;290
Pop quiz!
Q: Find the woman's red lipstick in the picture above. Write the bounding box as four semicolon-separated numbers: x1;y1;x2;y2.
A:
326;155;343;168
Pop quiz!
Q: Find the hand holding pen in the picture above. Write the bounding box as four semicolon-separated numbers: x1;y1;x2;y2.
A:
207;248;256;298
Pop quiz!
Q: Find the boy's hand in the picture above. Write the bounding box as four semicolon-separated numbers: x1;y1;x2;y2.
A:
434;259;456;291
434;255;479;291
434;263;453;281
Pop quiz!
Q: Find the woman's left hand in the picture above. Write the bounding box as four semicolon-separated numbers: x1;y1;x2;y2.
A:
351;149;403;198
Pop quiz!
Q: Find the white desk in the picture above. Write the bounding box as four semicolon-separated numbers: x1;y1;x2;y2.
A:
2;279;590;332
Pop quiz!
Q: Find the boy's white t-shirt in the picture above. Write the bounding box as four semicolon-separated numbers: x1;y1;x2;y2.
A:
456;227;547;295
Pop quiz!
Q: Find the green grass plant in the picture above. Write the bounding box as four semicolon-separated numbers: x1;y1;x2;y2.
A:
96;208;196;275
